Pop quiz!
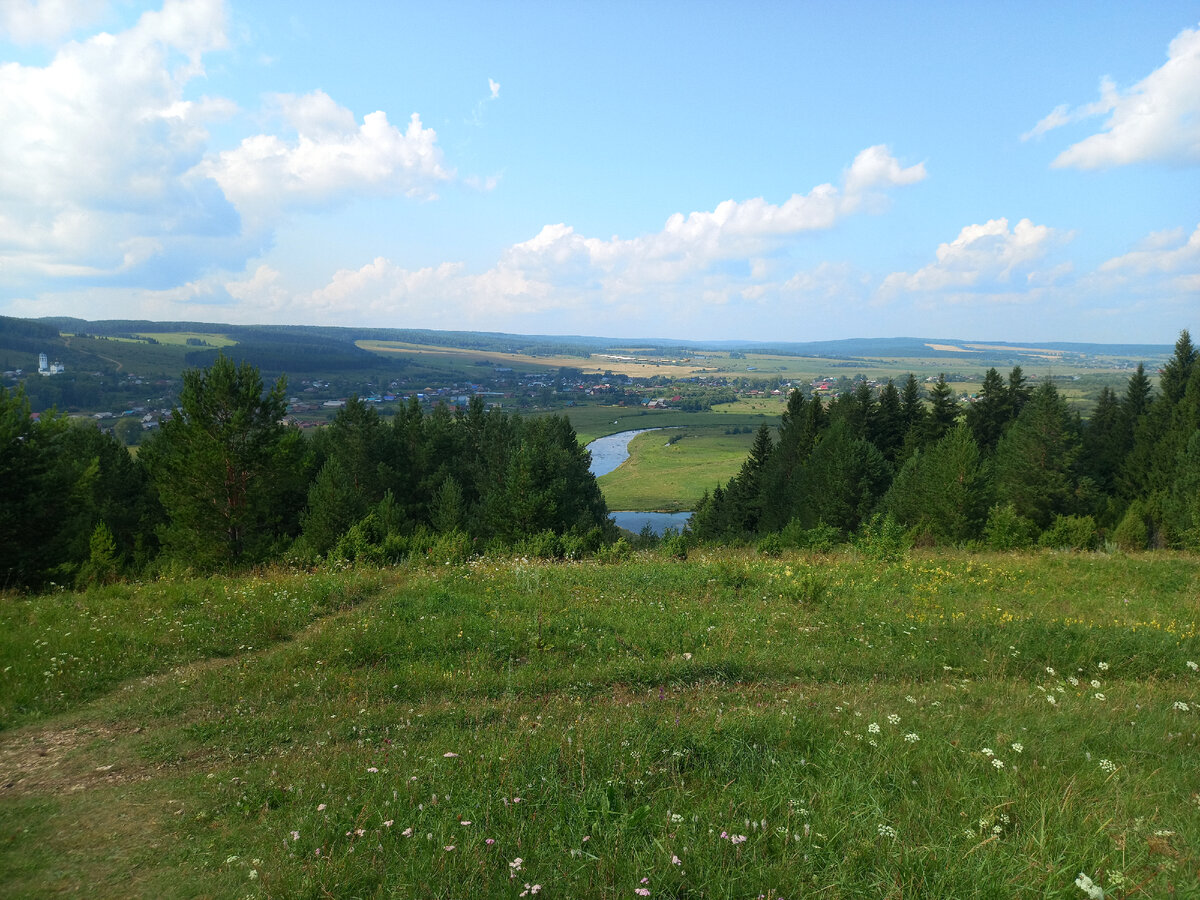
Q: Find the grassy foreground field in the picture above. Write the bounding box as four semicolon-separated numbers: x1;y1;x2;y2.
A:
1;551;1198;898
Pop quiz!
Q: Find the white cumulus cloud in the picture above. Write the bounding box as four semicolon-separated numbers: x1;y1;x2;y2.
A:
0;0;109;45
1029;23;1200;168
253;146;923;331
880;217;1065;299
196;91;453;223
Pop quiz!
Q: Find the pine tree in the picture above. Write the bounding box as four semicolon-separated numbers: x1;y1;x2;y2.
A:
141;354;304;568
1158;329;1196;404
924;374;959;447
992;381;1080;530
870;379;905;463
966;368;1009;453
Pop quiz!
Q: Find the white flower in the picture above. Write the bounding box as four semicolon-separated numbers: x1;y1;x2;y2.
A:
1097;662;1109;671
868;723;880;734
1090;680;1101;688
904;733;919;743
1187;661;1198;672
1093;693;1106;701
1099;759;1117;773
1046;667;1056;675
887;714;901;725
992;759;1004;769
1173;701;1190;712
1075;871;1104;899
877;824;897;839
981;748;995;757
1011;742;1023;753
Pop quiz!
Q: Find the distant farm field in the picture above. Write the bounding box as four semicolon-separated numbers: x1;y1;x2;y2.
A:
598;426;759;511
1;551;1196;898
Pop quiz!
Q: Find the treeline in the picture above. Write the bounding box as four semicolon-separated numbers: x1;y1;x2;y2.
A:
1;354;611;590
694;330;1200;551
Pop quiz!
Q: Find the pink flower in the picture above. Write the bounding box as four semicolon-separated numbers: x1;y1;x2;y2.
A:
444;752;459;758
582;835;590;842
317;803;326;811
635;890;650;897
460;820;472;826
641;878;649;884
367;767;378;773
671;855;681;865
486;838;495;845
401;827;413;837
383;820;393;827
444;845;455;851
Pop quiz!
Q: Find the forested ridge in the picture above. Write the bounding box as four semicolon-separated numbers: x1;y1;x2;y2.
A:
694;329;1200;552
1;330;1196;590
1;354;609;589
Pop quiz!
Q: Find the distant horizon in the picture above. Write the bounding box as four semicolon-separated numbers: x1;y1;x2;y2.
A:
20;313;1180;357
1;2;1197;344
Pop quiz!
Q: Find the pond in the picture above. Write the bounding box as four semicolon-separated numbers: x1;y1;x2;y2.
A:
587;428;693;536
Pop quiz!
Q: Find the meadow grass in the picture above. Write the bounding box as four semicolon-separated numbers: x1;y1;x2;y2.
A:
598;427;759;511
0;551;1197;898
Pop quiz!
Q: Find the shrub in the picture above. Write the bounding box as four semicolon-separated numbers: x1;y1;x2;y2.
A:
1038;514;1098;551
1112;501;1150;552
855;513;909;562
983;502;1038;550
779;519;840;552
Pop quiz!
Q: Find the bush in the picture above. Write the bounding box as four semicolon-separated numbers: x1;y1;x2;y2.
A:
983;502;1038;550
661;530;689;561
1038;514;1098;551
855;513;908;562
595;537;633;563
1112;502;1150;552
779;519;840;553
757;533;784;557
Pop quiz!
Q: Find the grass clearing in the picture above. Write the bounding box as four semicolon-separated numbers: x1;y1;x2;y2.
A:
1;551;1197;898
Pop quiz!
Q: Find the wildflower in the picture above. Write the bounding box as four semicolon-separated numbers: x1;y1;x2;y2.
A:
868;722;880;734
317;803;326;811
635;890;650;897
402;827;413;837
1047;695;1057;705
1099;759;1117;773
992;759;1004;769
1090;679;1101;689
1173;701;1190;712
290;831;300;841
486;838;495;845
444;752;459;758
1046;667;1055;675
730;834;748;844
877;824;897;839
672;855;682;865
248;870;258;880
510;858;524;871
904;733;920;743
641;877;650;884
461;820;472;826
367;767;378;773
905;695;916;704
982;748;995;757
1094;693;1106;701
1075;872;1104;899
1068;676;1079;686
1011;742;1023;753
1188;661;1198;672
1097;662;1109;671
383;820;393;827
444;845;455;851
670;813;683;823
887;714;900;725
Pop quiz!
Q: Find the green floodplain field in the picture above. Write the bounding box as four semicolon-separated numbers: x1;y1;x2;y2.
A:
1;549;1197;899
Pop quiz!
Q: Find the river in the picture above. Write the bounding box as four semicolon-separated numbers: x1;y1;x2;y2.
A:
587;428;693;536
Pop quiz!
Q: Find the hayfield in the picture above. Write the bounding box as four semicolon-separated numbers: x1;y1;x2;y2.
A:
1;550;1197;898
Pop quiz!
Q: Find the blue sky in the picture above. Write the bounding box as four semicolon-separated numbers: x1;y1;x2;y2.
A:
1;1;1196;344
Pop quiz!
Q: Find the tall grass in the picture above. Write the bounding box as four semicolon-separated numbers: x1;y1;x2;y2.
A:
1;550;1196;898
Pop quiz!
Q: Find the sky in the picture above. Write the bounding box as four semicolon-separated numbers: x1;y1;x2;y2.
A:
0;1;1197;345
